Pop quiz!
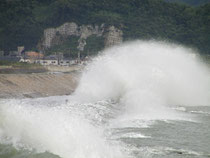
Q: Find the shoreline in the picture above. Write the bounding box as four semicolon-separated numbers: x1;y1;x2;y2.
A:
0;65;82;99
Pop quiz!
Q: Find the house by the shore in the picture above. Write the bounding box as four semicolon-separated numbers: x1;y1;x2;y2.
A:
0;46;89;67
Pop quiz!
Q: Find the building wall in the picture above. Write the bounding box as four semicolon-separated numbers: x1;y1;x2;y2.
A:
36;60;58;66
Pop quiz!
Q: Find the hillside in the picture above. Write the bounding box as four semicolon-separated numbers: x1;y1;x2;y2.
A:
164;0;210;6
0;0;209;56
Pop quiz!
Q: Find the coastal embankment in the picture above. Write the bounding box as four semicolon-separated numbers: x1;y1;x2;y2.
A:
0;65;82;99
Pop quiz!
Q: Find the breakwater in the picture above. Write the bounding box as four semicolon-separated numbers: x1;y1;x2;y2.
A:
0;72;79;98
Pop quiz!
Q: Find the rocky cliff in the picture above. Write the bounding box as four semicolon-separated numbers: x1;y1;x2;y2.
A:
104;26;123;48
38;22;123;53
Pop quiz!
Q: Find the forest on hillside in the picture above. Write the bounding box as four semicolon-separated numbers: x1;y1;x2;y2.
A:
0;0;209;55
165;0;210;6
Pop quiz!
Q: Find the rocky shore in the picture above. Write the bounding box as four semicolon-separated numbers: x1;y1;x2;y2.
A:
0;66;82;99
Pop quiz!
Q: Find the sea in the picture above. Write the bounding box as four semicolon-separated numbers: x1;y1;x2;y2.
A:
0;41;209;158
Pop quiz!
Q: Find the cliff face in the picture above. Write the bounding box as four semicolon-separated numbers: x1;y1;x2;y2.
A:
104;26;123;48
38;22;123;52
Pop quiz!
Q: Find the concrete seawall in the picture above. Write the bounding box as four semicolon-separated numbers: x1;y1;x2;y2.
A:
0;72;80;99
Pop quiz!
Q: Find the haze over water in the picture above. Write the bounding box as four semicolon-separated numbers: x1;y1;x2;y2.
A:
0;41;210;158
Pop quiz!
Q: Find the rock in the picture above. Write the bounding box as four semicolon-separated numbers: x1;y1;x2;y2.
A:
104;26;123;48
38;22;123;53
57;22;79;36
43;28;57;49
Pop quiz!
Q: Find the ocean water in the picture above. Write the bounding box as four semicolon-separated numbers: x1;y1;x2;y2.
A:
0;41;210;158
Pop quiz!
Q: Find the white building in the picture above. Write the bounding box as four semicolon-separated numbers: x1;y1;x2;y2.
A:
35;59;58;66
59;60;77;66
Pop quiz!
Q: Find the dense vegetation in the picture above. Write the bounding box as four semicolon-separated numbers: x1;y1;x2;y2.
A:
165;0;210;6
83;35;105;56
46;36;80;58
0;0;209;55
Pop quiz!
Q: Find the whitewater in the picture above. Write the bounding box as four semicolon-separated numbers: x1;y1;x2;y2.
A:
0;41;210;158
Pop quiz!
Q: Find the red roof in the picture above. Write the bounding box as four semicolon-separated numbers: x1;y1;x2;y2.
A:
26;52;44;58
